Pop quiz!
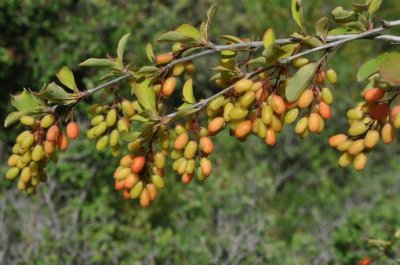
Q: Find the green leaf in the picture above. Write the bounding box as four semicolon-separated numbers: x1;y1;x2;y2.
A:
291;32;323;47
263;28;275;48
138;109;160;121
220;35;243;43
183;78;196;104
315;17;329;38
135;66;159;76
379;52;400;83
200;4;217;40
157;31;193;42
328;27;358;35
170;107;200;123
11;89;41;112
35;82;77;104
357;55;385;82
286;62;319;102
291;0;305;31
131;78;156;111
331;6;356;23
117;33;131;64
120;131;141;142
352;3;369;12
175;24;202;42
367;0;382;17
79;58;115;67
247;56;267;66
263;45;288;64
145;43;155;62
4;111;23;128
56;66;78;92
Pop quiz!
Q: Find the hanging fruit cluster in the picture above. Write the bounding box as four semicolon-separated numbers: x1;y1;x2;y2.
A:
6;113;79;193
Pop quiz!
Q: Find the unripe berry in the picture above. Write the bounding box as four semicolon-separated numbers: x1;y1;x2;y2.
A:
114;167;131;180
257;120;267;138
106;109;117;127
172;62;185;76
338;153;354;167
66;122;79;139
20;167;31;183
21;133;35;149
185;159;195;174
117;118;130;132
261;104;273;125
292;57;309;68
395;113;400;128
208;117;225;135
94;122;108;136
348;122;367;136
174;132;189;150
223;103;234;122
336;139;354;152
121;100;135;117
284;108;299;124
200;157;212;177
40;114;55;128
7;154;20;167
328;134;348;147
96;135;109;151
16;131;31;143
154;152;166;169
229;108;249;121
91;115;104;126
57;133;69;151
326;69;338;84
271;95;286;115
295;117;309;135
32;144;45;162
354;153;367;171
265;128;276;146
185;61;196;75
131;156;146;174
240;91;256;108
364;130;379;148
319;102;332;119
381;123;395;144
347;109;363;120
321;87;333;104
364;88;385;102
152;175;165;189
20;116;36;126
308;113;320;133
235;120;252;138
128;139;142;152
271;115;283;132
234;79;253;93
6;167;20;180
156;52;173;65
348;139;365;155
208;96;225;111
184;141;198;159
298;89;314;109
130;181;144;199
162;77;176;97
251;82;263;92
199;137;214;155
109;129;120;147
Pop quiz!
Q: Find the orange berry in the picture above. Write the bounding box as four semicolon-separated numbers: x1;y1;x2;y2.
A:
115;180;125;191
328;134;348;147
124;174;139;189
123;190;131;200
66;121;79;139
57;133;69;151
319;101;332;119
391;104;400;119
44;140;56;155
200;158;212;177
298;89;314;109
370;103;389;120
316;71;326;84
162;77;176;96
181;173;193;184
155;52;173;65
308;113;320;133
382;123;395;144
358;257;373;265
265;128;276;146
139;188;150;208
199;136;214;155
130;156;146;174
208;117;225;136
46;125;60;142
235;120;252;138
120;154;134;167
146;183;157;201
271;95;286;115
174;133;189;150
364;88;385;102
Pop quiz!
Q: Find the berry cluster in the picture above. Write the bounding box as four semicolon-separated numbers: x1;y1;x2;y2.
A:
6;113;79;193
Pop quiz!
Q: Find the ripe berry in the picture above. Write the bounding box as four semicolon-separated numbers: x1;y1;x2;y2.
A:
199;137;214;155
364;88;385;102
235;120;252;138
130;156;146;174
298;89;314;109
66;122;79;139
174;133;189;150
162;77;176;96
156;53;173;65
208;117;225;135
271;95;286;115
140;188;150;208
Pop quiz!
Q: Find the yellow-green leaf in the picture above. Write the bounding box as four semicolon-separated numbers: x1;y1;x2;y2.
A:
291;0;305;31
131;79;156;111
79;58;115;67
145;43;155;62
183;78;196;104
56;66;78;92
117;33;131;64
175;24;202;42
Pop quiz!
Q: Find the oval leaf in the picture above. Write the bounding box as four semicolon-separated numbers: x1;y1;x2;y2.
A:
117;33;131;64
56;66;78;92
130;79;156;111
291;0;305;31
79;58;115;67
285;62;319;102
183;78;196;104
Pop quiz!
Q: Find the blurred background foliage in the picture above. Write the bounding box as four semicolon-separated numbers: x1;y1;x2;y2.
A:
1;0;400;264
